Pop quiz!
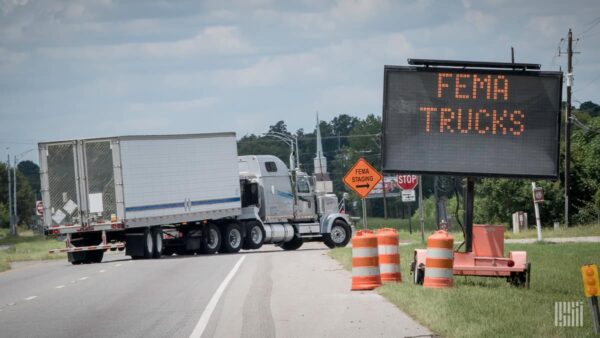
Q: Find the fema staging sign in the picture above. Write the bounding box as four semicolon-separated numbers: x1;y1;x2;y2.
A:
382;66;562;178
343;158;382;199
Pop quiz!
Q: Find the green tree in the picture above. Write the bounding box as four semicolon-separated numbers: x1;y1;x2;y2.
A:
18;160;40;199
0;163;35;227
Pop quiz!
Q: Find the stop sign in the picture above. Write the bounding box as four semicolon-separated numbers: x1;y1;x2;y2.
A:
396;175;418;190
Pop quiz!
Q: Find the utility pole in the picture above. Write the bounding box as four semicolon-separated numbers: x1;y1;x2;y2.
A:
7;153;15;235
564;28;574;228
13;156;17;228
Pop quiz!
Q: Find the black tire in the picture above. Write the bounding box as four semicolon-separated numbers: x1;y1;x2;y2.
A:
152;227;162;259
243;221;265;250
323;220;352;249
143;228;154;259
220;223;243;253
411;260;424;285
508;263;530;288
281;235;303;251
201;223;222;254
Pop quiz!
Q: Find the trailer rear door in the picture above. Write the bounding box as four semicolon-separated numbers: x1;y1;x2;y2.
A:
39;141;82;228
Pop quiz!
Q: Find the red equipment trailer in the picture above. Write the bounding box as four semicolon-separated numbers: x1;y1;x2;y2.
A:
411;224;530;288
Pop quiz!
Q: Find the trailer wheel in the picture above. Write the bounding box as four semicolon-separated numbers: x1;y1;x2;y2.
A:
281;235;303;251
323;220;352;248
143;228;154;259
243;221;265;250
508;262;531;288
220;223;243;253
152;227;162;259
201;224;221;254
411;260;425;285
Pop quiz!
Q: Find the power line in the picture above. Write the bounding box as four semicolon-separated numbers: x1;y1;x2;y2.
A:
577;16;600;38
574;74;600;93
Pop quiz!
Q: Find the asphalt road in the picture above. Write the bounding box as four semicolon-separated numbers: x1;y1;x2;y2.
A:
0;243;430;338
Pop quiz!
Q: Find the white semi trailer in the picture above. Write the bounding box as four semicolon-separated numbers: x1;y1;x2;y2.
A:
39;133;352;264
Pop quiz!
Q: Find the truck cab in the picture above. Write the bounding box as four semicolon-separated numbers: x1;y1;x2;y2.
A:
238;155;352;250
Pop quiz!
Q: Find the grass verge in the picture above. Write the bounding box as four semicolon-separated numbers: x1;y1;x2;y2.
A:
359;217;600;242
330;242;600;338
0;229;66;272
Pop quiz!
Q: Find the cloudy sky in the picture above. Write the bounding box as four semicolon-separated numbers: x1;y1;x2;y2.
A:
1;0;599;163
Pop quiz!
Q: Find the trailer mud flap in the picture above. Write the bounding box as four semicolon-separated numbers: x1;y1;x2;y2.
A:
125;232;145;257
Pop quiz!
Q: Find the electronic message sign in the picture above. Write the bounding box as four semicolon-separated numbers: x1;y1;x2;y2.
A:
382;65;562;178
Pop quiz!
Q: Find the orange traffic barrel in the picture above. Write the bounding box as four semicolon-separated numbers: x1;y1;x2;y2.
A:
423;230;454;289
351;230;382;290
376;228;401;282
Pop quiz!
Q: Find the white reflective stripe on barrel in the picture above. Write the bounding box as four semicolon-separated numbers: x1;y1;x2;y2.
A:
352;247;379;258
377;245;399;255
379;264;400;274
426;248;454;260
424;267;453;278
352;266;380;276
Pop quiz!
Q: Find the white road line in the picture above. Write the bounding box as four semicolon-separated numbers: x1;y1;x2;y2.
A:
24;296;37;301
55;285;65;289
114;263;122;267
189;255;246;338
79;276;88;281
99;269;106;273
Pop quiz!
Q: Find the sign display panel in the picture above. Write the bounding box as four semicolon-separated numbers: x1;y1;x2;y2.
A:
382;66;562;178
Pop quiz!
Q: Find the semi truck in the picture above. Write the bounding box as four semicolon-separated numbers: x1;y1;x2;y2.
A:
39;132;352;264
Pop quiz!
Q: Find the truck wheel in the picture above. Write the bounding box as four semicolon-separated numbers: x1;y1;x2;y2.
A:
143;228;154;259
152;227;162;259
243;221;265;250
323;220;351;248
201;224;221;254
220;223;243;253
281;235;303;251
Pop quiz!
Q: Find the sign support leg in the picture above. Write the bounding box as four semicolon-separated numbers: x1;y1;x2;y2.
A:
408;203;412;234
361;198;367;230
589;296;600;334
464;177;475;252
531;182;543;242
419;175;425;244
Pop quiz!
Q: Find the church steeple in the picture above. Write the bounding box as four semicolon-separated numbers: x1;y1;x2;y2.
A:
314;113;327;175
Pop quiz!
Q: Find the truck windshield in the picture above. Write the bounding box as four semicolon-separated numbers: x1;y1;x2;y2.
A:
297;178;310;193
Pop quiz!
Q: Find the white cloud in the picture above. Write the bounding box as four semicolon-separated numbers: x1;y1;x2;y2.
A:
0;47;28;71
329;0;392;22
128;97;217;113
40;25;253;60
314;85;380;113
209;32;413;88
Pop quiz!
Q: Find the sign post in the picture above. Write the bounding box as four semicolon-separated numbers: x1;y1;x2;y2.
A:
581;264;600;334
531;182;543;242
419;176;424;244
343;158;382;230
398;175;418;234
